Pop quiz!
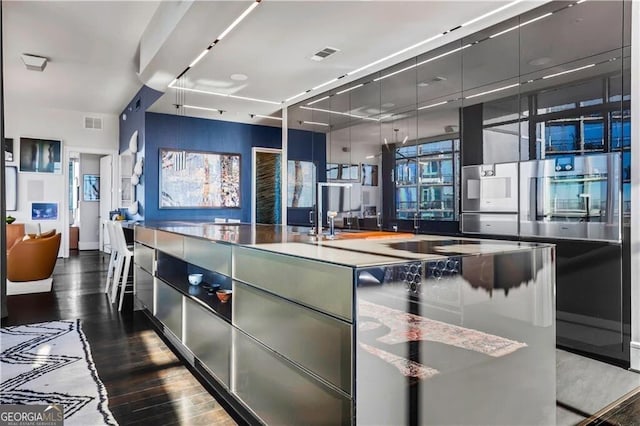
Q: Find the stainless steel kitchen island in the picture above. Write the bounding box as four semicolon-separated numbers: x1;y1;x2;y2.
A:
133;221;556;425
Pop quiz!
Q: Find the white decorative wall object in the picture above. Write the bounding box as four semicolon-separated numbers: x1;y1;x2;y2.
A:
128;200;138;216
131;174;139;186
133;158;143;177
128;130;138;154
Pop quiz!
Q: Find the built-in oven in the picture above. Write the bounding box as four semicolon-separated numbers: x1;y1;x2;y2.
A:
461;162;518;235
519;152;621;242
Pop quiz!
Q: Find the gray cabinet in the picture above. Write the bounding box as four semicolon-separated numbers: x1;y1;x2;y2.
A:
155;279;183;339
184;299;231;387
233;328;351;426
233;282;352;394
134;266;154;311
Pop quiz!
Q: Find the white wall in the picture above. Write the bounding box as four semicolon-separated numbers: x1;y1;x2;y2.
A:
78;153;101;250
4;101;119;257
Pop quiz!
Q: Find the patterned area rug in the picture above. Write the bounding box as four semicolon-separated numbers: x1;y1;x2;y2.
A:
1;320;118;425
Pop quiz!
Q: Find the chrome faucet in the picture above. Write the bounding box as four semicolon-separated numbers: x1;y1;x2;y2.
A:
315;182;353;236
308;209;315;234
376;212;382;231
413;212;419;234
327;211;338;238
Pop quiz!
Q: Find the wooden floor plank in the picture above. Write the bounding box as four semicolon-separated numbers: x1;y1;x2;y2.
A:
3;250;238;426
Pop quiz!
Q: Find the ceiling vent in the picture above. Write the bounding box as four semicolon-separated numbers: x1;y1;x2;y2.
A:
21;54;47;72
84;116;103;130
310;46;340;62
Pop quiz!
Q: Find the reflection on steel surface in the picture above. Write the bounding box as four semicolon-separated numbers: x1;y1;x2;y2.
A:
359;299;526;357
359;342;439;381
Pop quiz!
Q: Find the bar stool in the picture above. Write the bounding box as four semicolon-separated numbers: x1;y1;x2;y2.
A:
103;221;118;296
110;221;134;311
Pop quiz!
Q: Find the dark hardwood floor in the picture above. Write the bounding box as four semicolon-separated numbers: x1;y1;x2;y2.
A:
582;387;640;426
2;250;237;426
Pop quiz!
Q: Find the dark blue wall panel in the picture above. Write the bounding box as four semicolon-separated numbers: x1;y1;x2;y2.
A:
144;113;326;223
287;128;327;226
118;85;162;219
119;85;163;154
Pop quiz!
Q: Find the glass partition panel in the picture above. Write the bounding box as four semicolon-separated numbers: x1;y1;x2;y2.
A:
416;40;463;223
285;0;630;235
379;58;418;228
461;15;521;167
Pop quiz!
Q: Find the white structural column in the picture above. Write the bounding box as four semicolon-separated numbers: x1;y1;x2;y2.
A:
630;0;640;372
281;106;288;226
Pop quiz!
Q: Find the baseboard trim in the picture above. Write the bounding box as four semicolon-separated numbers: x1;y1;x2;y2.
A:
78;241;100;250
7;278;53;295
631;341;640;372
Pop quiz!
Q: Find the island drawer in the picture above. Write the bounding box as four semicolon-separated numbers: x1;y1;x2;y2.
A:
232;328;351;426
134;243;154;274
233;246;353;322
134;266;154;311
156;230;184;259
134;226;155;247
184;299;231;388
155;279;183;340
184;238;231;277
233;282;352;394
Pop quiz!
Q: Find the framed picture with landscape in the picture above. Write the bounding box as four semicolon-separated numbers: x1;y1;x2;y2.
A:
19;137;62;174
4;138;14;162
288;160;316;208
31;202;58;220
83;174;100;201
159;148;241;208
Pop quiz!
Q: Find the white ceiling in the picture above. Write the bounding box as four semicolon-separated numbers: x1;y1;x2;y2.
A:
3;0;627;138
3;1;159;114
145;0;547;126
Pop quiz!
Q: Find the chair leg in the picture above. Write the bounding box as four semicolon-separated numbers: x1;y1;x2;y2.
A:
104;251;116;294
119;255;132;312
111;255;124;303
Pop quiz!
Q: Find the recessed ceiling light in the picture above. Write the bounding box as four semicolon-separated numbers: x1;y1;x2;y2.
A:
302;120;330;127
253;114;282;121
465;83;520;99
169;84;280;105
381;103;395;108
542;63;595;79
183;104;221;113
230;73;248;81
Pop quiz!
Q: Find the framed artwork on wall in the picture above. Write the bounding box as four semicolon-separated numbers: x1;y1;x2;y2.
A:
287;160;316;208
4;138;14;162
19;137;62;174
326;163;359;181
31;202;58;220
159;148;241;208
83;174;100;201
361;164;379;186
5;166;17;211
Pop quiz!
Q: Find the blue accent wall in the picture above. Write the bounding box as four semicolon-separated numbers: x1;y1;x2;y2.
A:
143;113;326;223
119;86;163;154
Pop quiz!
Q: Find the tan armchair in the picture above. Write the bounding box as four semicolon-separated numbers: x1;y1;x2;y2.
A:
6;223;25;250
6;232;61;294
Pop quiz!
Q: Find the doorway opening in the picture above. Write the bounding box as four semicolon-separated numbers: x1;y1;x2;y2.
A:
252;148;282;224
